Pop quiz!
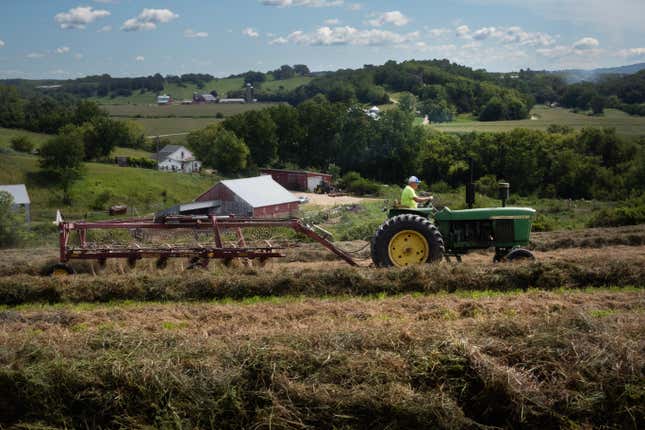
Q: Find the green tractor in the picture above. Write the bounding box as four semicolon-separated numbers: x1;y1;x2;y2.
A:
371;182;536;267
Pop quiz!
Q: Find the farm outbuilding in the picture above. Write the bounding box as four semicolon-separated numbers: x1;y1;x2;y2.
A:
195;175;299;218
259;168;332;192
0;184;31;223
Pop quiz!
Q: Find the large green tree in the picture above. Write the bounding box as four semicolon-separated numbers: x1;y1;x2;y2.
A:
296;94;343;168
223;110;278;166
187;124;249;175
0;85;25;128
39;126;85;204
267;105;304;165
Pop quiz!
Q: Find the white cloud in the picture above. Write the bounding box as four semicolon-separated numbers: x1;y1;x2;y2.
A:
121;9;179;32
617;47;645;58
462;41;483;50
324;18;340;25
472;27;496;41
135;55;145;62
274;26;419;46
427;27;450;37
184;29;208;38
347;3;362;11
269;36;289;45
537;37;601;58
242;27;259;38
367;11;410;27
54;6;110;30
0;40;4;48
56;46;70;54
572;37;599;50
456;25;470;38
469;0;645;34
97;25;112;33
74;53;84;60
26;52;44;59
260;0;344;7
467;26;555;47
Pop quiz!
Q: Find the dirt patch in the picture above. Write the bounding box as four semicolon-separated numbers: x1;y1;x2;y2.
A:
298;192;380;207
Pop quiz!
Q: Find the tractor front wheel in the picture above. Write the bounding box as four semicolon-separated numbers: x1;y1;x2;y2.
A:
371;214;444;268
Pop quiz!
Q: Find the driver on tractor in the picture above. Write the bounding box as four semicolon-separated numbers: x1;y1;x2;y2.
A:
400;176;433;208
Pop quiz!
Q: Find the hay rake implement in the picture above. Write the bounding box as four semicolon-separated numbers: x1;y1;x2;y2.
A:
52;213;357;274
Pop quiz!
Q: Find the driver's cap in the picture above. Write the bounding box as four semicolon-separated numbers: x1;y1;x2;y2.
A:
408;176;421;184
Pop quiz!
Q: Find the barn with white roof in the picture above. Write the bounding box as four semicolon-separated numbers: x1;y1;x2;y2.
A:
0;184;31;223
194;175;299;218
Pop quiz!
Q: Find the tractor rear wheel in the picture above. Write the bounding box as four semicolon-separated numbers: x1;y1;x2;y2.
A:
371;214;444;267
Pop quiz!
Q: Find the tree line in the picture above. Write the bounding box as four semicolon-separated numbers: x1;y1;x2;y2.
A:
187;97;644;200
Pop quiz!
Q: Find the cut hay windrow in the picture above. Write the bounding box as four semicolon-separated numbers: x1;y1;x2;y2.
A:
0;259;643;306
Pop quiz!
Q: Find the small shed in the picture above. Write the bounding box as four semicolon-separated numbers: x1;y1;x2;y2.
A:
0;184;31;223
259;168;332;192
195;176;299;218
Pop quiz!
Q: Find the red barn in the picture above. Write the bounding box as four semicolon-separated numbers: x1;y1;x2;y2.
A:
195;175;299;218
259;168;332;192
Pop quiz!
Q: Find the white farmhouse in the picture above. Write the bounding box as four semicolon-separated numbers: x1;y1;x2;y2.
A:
155;145;202;173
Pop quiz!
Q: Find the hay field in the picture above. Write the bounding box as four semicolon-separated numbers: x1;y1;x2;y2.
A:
431;106;645;137
1;226;643;429
104;102;280;118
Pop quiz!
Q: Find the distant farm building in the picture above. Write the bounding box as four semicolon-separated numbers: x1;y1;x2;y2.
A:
157;94;172;105
259;168;332;192
0;184;31;223
181;99;193;105
155;145;202;173
195;175;299;218
366;106;380;119
192;93;217;103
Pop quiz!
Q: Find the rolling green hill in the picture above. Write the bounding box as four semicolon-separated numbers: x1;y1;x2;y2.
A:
90;76;313;105
0;128;51;150
0;153;216;222
1;127;152;158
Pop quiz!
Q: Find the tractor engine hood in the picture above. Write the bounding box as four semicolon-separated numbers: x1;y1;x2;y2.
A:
434;207;536;222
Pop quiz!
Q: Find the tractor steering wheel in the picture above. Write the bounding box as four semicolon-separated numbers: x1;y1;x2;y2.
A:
419;196;434;208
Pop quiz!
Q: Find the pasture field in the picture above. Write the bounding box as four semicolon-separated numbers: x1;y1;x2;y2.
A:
0;127;51;150
110;146;154;158
120;117;219;138
104;102;280;118
0;225;643;429
430;105;645;137
0;153;215;222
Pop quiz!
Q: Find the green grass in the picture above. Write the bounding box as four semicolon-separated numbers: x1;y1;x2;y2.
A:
105;103;282;139
104;102;279;118
116;117;219;137
0;153;216;222
0;127;51;150
430;105;645;137
111;147;153;158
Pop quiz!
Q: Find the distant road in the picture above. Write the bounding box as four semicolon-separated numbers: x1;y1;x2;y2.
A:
146;132;190;139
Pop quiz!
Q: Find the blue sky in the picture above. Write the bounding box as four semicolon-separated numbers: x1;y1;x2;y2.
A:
1;0;644;79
